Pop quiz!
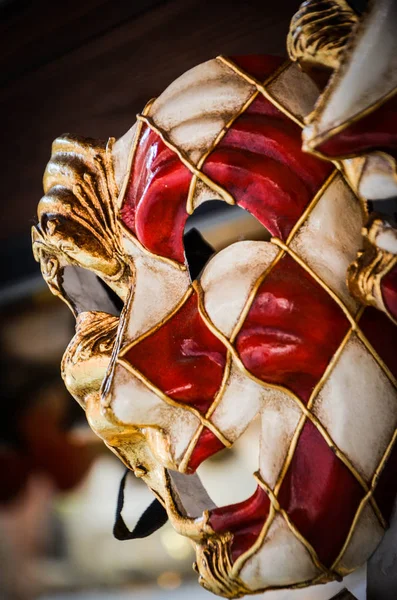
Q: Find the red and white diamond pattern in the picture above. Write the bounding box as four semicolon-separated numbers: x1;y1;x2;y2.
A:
103;56;397;591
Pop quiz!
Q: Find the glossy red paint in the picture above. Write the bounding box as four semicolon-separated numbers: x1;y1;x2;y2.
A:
235;255;350;403
229;55;285;81
186;427;226;474
314;94;397;160
124;292;227;414
382;264;397;322
121;60;332;262
121;124;191;263
278;420;364;567
209;485;271;562
203;95;333;240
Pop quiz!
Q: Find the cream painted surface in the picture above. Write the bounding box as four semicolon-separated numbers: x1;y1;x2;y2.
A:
210;359;264;442
200;240;279;338
267;62;319;122
342;154;397;202
312;334;397;481
240;514;320;589
290;174;362;312
111;363;200;463
336;502;384;575
121;234;190;342
305;0;397;141
113;123;137;192
259;394;302;489
148;58;255;164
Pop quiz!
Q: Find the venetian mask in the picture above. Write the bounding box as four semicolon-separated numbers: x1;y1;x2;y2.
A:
32;0;397;597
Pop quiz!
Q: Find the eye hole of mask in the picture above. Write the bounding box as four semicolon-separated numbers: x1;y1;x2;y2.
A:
183;201;270;281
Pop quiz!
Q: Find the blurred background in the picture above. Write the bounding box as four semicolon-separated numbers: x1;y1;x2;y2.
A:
0;0;367;599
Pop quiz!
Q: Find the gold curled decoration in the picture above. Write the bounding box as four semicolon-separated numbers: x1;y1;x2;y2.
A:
32;133;131;313
287;0;358;71
118;286;194;356
61;311;120;409
136;113;235;207
195;533;253;599
348;216;397;326
216;56;305;128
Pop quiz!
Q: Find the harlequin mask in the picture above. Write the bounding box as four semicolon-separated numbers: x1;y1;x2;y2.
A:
32;1;397;597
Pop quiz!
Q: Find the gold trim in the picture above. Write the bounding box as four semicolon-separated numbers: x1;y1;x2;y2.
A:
186;90;259;215
253;471;281;511
331;490;374;574
229;248;285;343
372;427;397;487
119;219;187;271
195;269;388;529
274;412;307;496
118;286;193;356
285;170;338;244
331;427;397;571
271;237;358;327
281;508;337;579
205;352;233;420
232;505;276;576
287;0;358;71
192;280;303;408
306;85;397;151
217;56;305;128
348;216;397;326
137;113;235;206
336;158;369;220
272;237;397;390
178;424;204;473
354;328;397;391
117;97;156;210
117;357;232;448
186;56;294;215
236;573;331;596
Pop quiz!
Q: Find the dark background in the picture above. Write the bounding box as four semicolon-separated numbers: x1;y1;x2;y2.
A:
0;0;368;296
0;0;299;294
